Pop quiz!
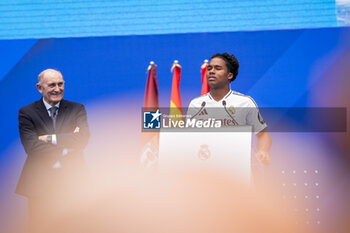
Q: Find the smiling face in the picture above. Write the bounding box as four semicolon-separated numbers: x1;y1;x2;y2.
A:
36;69;65;106
206;57;233;89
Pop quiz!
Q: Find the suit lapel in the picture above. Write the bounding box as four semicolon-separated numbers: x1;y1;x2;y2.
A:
34;99;54;132
56;99;68;132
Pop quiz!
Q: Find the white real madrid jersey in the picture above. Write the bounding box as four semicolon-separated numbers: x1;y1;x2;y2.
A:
187;90;267;133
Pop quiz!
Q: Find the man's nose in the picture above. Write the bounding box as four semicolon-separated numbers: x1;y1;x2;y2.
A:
53;85;60;91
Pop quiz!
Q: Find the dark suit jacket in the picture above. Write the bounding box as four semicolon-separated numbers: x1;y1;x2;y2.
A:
17;98;90;197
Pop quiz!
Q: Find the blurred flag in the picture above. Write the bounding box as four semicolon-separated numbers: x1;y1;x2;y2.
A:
144;61;159;108
170;60;183;121
201;59;210;95
140;61;159;167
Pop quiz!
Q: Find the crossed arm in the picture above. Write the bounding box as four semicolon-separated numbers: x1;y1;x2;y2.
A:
19;104;90;156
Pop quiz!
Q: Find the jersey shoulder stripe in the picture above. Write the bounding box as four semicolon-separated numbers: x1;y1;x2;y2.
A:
224;90;233;99
230;90;247;97
230;90;259;108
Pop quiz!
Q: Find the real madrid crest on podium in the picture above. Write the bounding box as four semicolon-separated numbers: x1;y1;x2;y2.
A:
198;144;211;160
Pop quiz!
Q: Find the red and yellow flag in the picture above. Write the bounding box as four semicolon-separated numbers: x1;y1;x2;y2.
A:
170;60;183;121
201;59;210;95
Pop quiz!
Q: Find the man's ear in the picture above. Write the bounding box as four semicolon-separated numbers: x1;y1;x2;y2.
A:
36;83;43;94
227;73;233;81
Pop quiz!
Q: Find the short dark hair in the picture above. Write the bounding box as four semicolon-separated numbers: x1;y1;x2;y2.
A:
211;53;239;82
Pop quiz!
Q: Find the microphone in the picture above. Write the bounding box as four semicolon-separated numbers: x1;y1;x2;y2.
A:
190;101;206;120
222;100;238;125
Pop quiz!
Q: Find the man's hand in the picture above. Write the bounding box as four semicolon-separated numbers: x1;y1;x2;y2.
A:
256;129;272;165
255;150;271;165
38;135;50;143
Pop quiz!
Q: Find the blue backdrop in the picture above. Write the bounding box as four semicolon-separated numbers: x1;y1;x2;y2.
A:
1;27;350;232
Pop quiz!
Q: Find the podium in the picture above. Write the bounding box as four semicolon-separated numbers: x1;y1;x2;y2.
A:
158;126;252;183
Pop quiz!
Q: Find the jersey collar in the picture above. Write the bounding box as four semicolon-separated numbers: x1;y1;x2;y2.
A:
208;90;232;102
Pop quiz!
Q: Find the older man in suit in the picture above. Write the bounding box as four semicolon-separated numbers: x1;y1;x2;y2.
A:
17;69;90;233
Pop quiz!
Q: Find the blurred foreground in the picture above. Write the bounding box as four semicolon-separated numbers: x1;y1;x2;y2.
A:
23;168;308;233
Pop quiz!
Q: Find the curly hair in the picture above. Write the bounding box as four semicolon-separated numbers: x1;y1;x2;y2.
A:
210;52;239;82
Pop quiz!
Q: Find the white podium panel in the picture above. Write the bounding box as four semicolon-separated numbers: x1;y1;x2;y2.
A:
158;126;252;183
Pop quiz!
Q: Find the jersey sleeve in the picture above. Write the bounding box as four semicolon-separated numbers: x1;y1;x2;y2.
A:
246;99;267;134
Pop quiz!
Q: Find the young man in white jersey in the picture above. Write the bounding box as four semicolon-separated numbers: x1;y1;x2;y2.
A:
188;53;271;165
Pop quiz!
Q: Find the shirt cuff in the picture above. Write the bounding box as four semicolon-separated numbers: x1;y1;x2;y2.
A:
52;134;57;145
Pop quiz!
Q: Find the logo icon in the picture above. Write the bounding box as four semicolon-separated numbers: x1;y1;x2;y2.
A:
198;144;211;160
143;109;162;129
198;109;208;116
229;105;236;115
